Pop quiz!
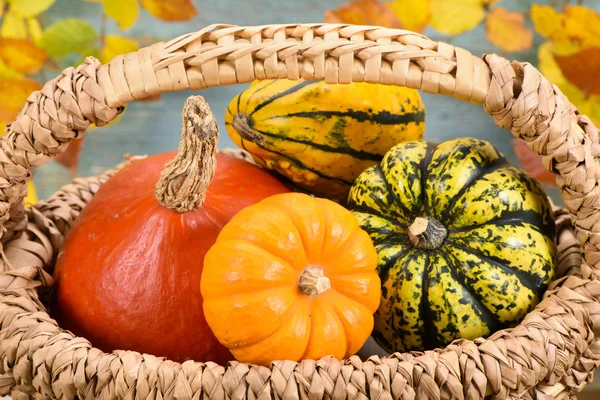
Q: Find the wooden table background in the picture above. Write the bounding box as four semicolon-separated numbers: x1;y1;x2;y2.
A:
26;0;600;397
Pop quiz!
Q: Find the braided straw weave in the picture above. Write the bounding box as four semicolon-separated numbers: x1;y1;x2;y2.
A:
0;23;599;399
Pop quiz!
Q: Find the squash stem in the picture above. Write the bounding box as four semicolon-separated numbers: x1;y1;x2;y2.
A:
232;113;265;145
298;266;331;296
155;96;218;213
408;217;447;249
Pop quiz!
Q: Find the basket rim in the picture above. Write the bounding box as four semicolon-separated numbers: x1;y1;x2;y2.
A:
0;23;599;400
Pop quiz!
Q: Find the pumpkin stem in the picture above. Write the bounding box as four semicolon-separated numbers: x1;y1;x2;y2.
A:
155;96;218;213
298;266;331;296
408;217;447;249
232;113;265;145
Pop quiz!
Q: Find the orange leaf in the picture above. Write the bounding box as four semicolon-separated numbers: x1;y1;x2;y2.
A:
139;0;198;22
0;38;46;74
0;77;41;123
55;137;84;175
324;0;402;28
485;7;533;52
512;139;556;186
554;47;600;97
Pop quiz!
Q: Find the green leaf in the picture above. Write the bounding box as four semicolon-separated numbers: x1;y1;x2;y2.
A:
104;0;139;31
37;19;97;58
8;0;56;18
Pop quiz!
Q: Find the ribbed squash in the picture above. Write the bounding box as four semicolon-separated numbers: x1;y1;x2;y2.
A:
225;79;425;201
347;138;557;353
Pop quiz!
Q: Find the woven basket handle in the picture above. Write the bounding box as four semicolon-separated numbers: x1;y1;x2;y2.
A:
3;23;599;270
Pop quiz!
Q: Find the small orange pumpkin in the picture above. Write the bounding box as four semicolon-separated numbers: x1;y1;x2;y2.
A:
201;192;381;366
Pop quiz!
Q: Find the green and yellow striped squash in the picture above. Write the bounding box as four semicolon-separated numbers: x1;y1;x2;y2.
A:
225;79;425;201
347;138;557;353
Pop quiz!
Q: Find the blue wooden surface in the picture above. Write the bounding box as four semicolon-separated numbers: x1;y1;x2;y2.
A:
31;0;598;203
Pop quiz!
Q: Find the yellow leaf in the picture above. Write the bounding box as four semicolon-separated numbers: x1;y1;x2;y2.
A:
1;12;27;38
324;0;402;29
485;7;533;52
24;180;37;206
388;0;430;32
139;0;198;22
0;38;46;74
0;78;41;130
26;18;43;41
0;59;21;79
531;4;564;40
8;0;55;18
0;1;4;18
101;35;139;64
430;0;493;36
104;0;139;31
538;41;600;126
563;6;600;48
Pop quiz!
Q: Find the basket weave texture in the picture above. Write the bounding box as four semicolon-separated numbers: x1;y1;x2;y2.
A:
0;23;599;400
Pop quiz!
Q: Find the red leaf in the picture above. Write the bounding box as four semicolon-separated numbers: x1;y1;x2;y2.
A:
512;139;557;186
55;137;85;175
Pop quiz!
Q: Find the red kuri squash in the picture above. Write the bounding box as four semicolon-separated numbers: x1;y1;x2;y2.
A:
52;96;291;363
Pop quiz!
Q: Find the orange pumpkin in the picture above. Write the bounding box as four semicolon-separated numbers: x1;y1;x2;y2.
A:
52;97;291;364
201;192;381;366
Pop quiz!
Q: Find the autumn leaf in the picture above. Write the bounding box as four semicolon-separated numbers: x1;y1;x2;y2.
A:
55;138;85;175
0;60;21;79
0;77;42;132
0;38;46;74
103;0;139;31
531;4;564;41
25;180;38;207
0;12;27;38
563;6;600;48
101;35;139;64
512;139;557;186
388;0;430;32
139;0;198;22
538;41;600;126
554;47;600;97
324;0;402;29
26;17;43;41
37;19;97;58
430;0;498;36
8;0;56;18
485;7;533;52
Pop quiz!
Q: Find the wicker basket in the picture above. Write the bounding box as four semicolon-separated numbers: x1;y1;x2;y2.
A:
0;23;599;400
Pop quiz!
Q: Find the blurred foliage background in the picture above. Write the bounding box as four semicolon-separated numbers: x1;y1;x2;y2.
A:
0;0;599;203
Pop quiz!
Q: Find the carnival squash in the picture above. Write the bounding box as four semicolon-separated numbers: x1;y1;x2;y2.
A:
347;138;557;353
201;192;381;366
52;97;290;363
225;79;425;201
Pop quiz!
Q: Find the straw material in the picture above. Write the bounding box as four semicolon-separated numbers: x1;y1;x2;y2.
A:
0;23;599;399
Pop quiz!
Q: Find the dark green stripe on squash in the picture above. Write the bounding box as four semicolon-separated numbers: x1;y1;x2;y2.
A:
250;80;319;114
263;109;425;125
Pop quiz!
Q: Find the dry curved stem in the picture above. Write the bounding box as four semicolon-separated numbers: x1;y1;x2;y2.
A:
232;113;265;144
155;96;218;213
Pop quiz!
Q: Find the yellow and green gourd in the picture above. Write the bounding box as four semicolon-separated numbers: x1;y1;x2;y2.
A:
225;79;425;201
347;138;557;352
